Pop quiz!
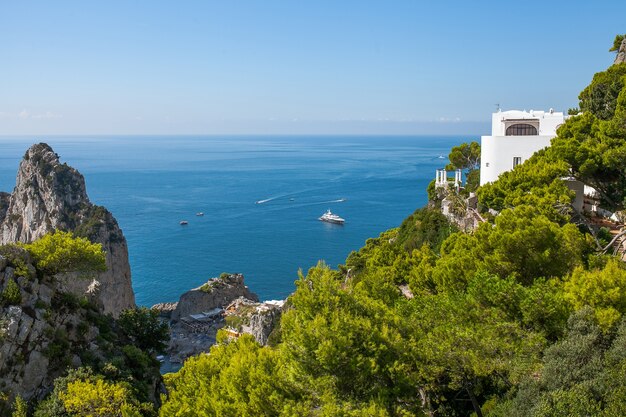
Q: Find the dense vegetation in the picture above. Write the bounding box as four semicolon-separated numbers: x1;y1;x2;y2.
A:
8;37;626;416
21;231;107;276
157;40;626;417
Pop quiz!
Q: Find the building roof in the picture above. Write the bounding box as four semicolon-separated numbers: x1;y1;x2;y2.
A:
497;109;563;120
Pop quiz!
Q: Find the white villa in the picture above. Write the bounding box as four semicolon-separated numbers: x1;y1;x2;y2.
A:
479;109;567;185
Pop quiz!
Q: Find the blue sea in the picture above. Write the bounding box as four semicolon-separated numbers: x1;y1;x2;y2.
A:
0;135;465;306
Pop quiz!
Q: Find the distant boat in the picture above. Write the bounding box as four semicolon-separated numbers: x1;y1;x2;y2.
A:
338;198;347;202
319;209;345;224
196;212;204;216
438;155;445;159
180;220;188;225
289;198;295;201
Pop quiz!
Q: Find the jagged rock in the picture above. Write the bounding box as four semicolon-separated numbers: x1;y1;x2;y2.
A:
223;297;283;345
241;303;282;345
0;143;135;316
152;302;178;319
171;273;258;322
615;38;626;65
0;192;9;224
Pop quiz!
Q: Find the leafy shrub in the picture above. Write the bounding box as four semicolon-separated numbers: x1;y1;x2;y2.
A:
1;280;21;306
396;207;457;253
0;245;34;279
22;231;106;275
117;307;169;353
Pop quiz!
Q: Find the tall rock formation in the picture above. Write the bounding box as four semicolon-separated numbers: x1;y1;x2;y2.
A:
0;143;135;316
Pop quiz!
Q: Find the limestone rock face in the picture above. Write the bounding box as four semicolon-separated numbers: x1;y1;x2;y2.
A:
615;38;626;65
171;273;258;322
0;250;99;400
240;302;282;345
0;192;9;224
0;143;135;316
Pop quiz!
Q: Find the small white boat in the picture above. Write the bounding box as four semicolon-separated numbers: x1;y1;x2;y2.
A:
196;212;204;216
438;155;445;159
180;220;188;225
319;209;345;224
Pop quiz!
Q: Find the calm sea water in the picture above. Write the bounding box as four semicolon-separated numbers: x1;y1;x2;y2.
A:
0;135;464;306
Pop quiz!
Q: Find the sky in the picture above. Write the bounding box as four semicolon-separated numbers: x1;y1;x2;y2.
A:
1;0;625;135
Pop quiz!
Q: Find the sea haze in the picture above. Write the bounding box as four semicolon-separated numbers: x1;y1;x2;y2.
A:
0;135;466;306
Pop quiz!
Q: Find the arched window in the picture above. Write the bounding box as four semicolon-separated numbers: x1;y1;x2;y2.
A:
506;124;538;136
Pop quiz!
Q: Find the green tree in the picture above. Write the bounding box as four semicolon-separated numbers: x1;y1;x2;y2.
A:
117;307;169;353
481;206;587;285
1;279;22;306
279;263;407;404
22;231;106;275
403;292;543;417
564;258;626;329
446;141;480;171
60;379;137;417
446;141;481;193
609;34;625;52
577;62;626;120
550;111;626;209
161;334;296;417
487;308;608;417
11;396;27;417
35;368;152;417
396;207;457;253
476;149;572;219
430;205;587;291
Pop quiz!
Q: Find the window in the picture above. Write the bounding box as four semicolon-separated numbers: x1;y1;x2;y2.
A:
485;162;490;167
506;124;538;136
513;157;522;168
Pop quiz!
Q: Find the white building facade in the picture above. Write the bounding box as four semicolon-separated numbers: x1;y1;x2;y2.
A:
480;109;567;185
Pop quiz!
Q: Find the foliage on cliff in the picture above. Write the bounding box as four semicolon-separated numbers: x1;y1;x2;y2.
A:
21;231;106;276
445;141;481;192
0;233;166;416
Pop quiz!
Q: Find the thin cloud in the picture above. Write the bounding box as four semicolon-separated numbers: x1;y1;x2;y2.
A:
31;111;62;119
2;109;63;120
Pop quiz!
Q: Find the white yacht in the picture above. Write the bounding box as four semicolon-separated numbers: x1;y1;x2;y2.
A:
319;209;345;224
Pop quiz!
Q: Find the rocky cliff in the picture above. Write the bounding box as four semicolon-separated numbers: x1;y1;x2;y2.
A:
0;143;135;316
170;273;258;322
0;248;105;401
0;246;162;409
229;297;283;345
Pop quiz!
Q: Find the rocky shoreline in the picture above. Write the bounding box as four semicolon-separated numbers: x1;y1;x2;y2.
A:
152;273;284;372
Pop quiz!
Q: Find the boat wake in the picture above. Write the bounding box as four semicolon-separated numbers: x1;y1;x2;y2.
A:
295;198;347;207
255;198;275;204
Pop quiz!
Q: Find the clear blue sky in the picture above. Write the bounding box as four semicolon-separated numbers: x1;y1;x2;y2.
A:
1;1;625;135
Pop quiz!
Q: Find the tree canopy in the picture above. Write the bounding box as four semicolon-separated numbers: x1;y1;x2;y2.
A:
21;231;106;275
610;34;625;52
